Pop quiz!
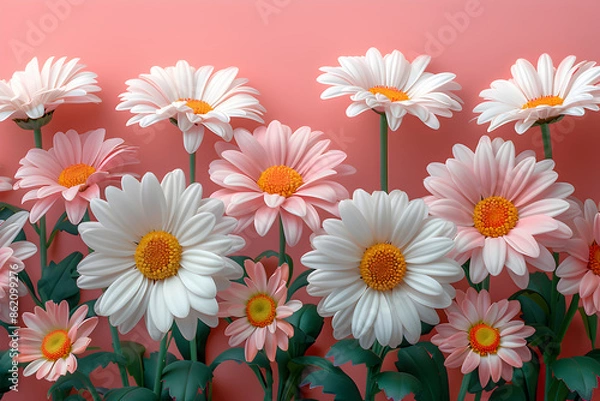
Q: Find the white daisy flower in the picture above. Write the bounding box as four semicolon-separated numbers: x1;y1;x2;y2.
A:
317;47;462;131
474;53;600;134
76;169;245;340
116;60;266;154
301;189;463;348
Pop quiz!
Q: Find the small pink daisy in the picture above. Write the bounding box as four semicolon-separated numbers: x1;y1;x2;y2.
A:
424;135;573;288
431;288;535;387
18;300;98;381
556;199;600;315
209;120;354;246
14;128;138;224
0;211;36;323
219;260;302;362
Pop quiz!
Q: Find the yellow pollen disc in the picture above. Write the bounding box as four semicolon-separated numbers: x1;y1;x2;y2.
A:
369;86;410;102
134;231;182;281
246;293;277;328
588;242;600;275
360;243;406;291
522;95;564;109
41;329;72;361
58;163;96;188
180;98;213;115
473;196;519;238
257;165;303;198
469;323;500;356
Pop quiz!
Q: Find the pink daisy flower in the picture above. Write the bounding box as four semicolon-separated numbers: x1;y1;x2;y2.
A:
431;288;535;387
424;135;573;288
18;300;98;382
0;211;37;323
14;128;138;224
556;199;600;315
219;260;302;362
209;120;354;246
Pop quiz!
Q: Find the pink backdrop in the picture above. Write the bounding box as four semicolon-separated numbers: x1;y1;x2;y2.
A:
1;0;600;400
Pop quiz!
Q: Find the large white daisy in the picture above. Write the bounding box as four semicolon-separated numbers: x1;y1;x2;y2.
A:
116;60;266;154
317;47;462;131
76;169;245;340
474;53;600;134
302;189;463;348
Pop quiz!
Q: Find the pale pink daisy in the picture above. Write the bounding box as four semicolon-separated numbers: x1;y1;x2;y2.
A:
116;60;265;154
0;211;36;323
431;288;535;387
317;47;462;131
474;54;600;134
0;56;100;123
424;135;573;288
556;199;600;315
18;300;98;382
209;120;354;246
14;128;138;224
0;176;12;192
219;260;302;362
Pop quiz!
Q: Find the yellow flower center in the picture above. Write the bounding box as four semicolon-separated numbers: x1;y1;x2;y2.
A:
469;323;500;355
257;165;303;198
180;98;213;115
134;231;182;281
41;329;72;361
588;242;600;276
58;163;96;188
473;196;519;238
522;95;564;109
246;293;277;328
369;86;410;102
360;243;406;291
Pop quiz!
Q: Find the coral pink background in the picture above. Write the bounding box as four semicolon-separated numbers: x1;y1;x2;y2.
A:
2;0;600;400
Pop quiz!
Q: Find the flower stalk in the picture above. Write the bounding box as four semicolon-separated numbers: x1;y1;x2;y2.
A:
379;113;389;193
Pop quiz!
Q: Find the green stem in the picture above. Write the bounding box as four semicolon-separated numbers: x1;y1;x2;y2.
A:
264;365;274;401
74;371;102;401
33;126;43;149
544;356;552;401
250;365;268;390
47;212;68;248
153;333;169;397
457;374;469;401
189;152;196;184
38;217;47;270
558;294;581;342
364;342;389;401
379;113;389;193
279;217;292;285
480;276;490;292
18;269;43;307
474;391;482;401
190;338;198;362
540;123;553;159
110;324;129;387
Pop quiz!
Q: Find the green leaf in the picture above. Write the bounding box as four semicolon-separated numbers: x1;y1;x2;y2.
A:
466;370;506;394
48;373;87;398
418;342;450;401
64;395;87;401
121;341;146;387
56;218;79;235
580;308;598;349
172;320;211;363
552;356;600;400
510;289;550;326
292;356;362;401
512;349;540;401
254;250;280;262
143;351;178;394
0;350;16;395
326;339;381;367
38;251;82;308
162;360;212;401
489;384;527;401
395;343;449;401
209;347;270;371
77;351;126;376
376;371;422;400
104;387;158;401
286;304;324;356
288;269;310;300
547;377;575;401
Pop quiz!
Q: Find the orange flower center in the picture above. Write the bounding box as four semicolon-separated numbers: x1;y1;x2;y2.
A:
58;163;96;188
369;86;410;102
522;95;564;109
134;231;182;280
469;323;500;355
41;329;72;361
257;165;303;198
588;242;600;275
360;243;406;291
473;196;519;238
180;98;213;115
246;293;277;328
